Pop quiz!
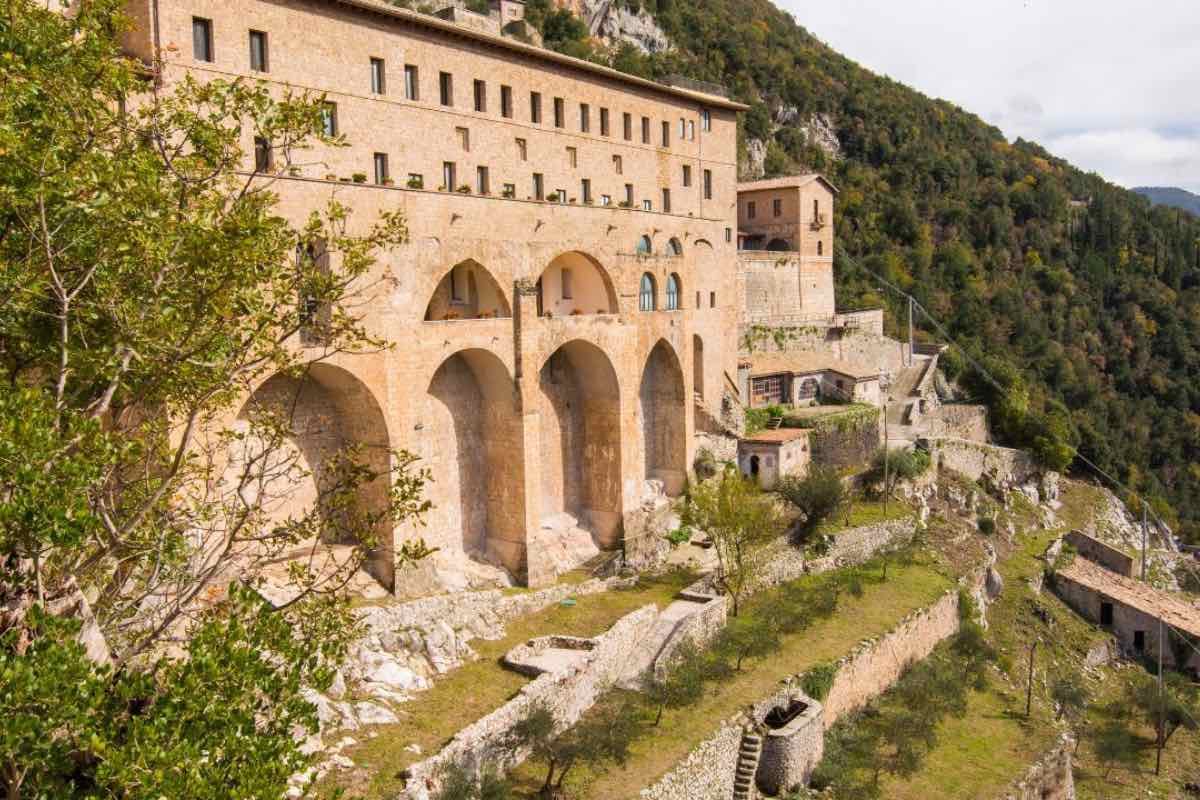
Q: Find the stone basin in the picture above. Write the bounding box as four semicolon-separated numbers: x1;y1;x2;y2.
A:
502;635;597;677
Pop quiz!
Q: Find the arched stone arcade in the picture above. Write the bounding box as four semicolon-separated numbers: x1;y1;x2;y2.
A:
234;363;396;591
638;339;687;496
424;349;527;577
536;340;623;547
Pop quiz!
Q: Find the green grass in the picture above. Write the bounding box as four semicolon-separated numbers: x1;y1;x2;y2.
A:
819;498;914;535
507;558;954;799
320;570;696;799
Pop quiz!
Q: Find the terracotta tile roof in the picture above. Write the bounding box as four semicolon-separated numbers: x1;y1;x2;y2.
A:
743;428;811;444
736;174;839;194
745;352;880;380
1059;557;1200;638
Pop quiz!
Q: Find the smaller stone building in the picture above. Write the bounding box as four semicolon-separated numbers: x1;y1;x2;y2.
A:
738;428;810;490
740;352;882;409
1053;557;1200;673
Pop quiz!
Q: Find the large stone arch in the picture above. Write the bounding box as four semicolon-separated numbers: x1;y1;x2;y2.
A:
638;339;687;496
234;363;395;591
537;339;623;550
425;349;527;577
424;259;513;321
537;251;619;317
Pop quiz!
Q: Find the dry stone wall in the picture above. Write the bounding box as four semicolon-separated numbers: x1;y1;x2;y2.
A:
751;517;917;592
1000;733;1076;800
927;437;1043;494
925;404;989;442
401;604;660;799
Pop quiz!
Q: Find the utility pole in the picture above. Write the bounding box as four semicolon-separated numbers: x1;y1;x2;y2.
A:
1156;617;1165;776
1141;503;1149;582
1025;639;1039;718
882;403;889;514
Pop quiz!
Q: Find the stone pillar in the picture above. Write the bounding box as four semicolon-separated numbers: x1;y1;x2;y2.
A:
513;280;551;586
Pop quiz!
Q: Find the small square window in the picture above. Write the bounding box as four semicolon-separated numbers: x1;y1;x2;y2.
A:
370;57;386;94
249;30;268;72
192;17;213;62
503;182;516;197
555;188;566;204
643;198;652;211
408;173;424;189
404;64;419;100
373;152;389;184
600;194;611;206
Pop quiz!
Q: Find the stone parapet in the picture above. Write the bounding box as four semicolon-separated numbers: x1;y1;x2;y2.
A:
1000;733;1076;800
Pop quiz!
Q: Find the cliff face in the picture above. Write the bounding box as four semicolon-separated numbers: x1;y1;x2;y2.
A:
554;0;669;52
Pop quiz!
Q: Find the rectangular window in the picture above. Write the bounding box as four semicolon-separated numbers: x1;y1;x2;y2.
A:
370;57;385;94
516;137;527;161
503;182;515;197
773;198;783;217
643;198;652;211
456;127;470;151
641;116;650;144
321;102;337;136
500;85;513;118
450;268;462;301
442;161;456;191
1100;602;1113;625
408;173;424;189
600;107;609;136
701;108;711;131
561;267;573;299
404;64;419;100
473;79;486;112
688;120;695;140
1133;630;1146;652
662;188;671;213
580;103;590;132
553;97;564;128
612;154;622;175
710;291;716;307
581;178;591;203
373;152;389;184
679;118;686;139
249;30;268;72
625;183;634;205
600;194;611;206
192;17;213;62
703;169;712;200
623;112;633;141
682;165;692;187
661;120;670;147
476;165;489;194
566;146;577;168
530;91;542;123
555;188;566;204
533;172;544;200
253;137;272;171
725;227;732;242
747;200;756;219
439;71;453;106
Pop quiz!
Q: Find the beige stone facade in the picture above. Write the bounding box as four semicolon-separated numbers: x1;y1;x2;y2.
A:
123;0;747;590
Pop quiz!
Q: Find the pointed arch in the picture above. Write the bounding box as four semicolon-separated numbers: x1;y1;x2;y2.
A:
537;251;619;316
639;339;687;496
424;259;512;321
766;238;792;252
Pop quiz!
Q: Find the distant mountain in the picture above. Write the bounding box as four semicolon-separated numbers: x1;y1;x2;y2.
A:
1133;186;1200;216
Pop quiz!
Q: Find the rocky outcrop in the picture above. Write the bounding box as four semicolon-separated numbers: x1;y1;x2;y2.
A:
1001;733;1076;800
577;0;669;53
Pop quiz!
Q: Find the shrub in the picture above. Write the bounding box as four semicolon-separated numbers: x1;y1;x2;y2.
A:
351;172;367;183
664;527;691;546
977;516;996;535
801;662;838;701
777;465;848;540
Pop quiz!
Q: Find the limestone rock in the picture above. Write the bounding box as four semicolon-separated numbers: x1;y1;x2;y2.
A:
354;701;400;726
986;566;1004;600
367;660;427;692
580;0;669;53
742;138;768;180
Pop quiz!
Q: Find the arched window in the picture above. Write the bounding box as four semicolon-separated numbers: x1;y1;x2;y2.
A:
666;273;680;310
639;273;657;311
636;235;652;255
667;237;683;256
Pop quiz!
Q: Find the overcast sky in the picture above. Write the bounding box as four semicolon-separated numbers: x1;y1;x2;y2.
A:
778;0;1200;194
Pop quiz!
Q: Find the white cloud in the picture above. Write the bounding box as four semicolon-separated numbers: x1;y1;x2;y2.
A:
774;0;1200;192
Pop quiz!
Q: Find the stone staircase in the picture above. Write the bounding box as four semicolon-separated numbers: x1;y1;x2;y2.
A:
732;728;763;800
885;355;934;442
617;597;709;689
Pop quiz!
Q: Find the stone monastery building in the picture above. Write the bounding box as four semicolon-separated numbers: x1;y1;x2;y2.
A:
119;0;846;595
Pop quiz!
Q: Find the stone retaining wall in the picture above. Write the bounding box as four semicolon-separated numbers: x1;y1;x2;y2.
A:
401;604;660;799
753;517;916;592
925;404;989;443
926;437;1041;492
1000;733;1076;800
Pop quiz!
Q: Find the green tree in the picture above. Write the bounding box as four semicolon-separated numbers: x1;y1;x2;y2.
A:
640;639;708;725
1051;674;1090;723
0;3;431;797
777;465;849;543
1092;720;1143;781
678;466;786;615
713;612;781;671
511;698;641;797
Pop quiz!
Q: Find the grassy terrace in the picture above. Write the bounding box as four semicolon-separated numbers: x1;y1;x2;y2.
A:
508;555;956;799
322;570;697;800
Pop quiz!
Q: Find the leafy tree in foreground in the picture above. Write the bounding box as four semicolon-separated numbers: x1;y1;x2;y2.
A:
511;698;641;798
0;2;429;797
678;466;786;615
777;465;848;546
640;638;709;726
